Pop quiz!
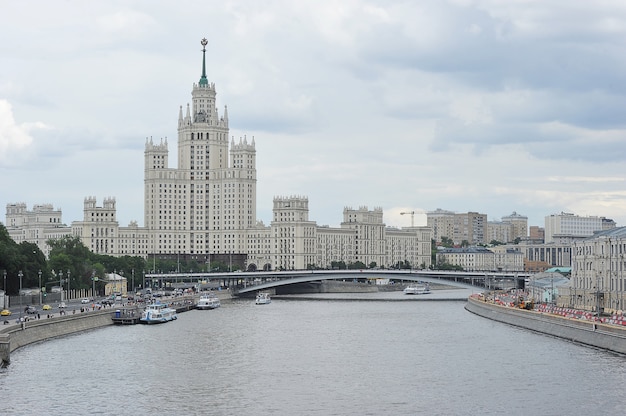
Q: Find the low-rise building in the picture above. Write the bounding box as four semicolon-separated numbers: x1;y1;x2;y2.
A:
436;246;524;272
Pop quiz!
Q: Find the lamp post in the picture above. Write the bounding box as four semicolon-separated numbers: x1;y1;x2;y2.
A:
91;270;96;300
59;270;64;303
67;269;71;301
18;270;23;322
38;270;42;305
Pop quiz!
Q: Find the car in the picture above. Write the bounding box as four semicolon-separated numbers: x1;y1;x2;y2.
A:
58;302;67;309
25;306;38;314
1;309;11;316
42;304;52;310
81;298;90;304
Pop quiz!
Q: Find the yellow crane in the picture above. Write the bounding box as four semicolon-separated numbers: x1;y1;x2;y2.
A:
400;211;415;227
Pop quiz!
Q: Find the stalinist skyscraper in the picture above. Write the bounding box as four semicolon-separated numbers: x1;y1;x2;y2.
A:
11;39;432;271
144;38;257;258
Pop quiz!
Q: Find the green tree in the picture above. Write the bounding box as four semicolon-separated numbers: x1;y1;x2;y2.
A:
440;236;454;248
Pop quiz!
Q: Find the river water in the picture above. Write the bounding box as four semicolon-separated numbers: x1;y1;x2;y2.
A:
1;290;625;415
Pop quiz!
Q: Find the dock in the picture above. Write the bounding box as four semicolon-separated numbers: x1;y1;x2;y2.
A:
111;306;141;325
111;297;198;325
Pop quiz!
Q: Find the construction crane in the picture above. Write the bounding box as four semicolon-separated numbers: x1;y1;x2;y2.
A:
400;211;415;227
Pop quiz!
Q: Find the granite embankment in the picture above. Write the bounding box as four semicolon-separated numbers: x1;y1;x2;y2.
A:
1;309;114;366
465;295;626;355
1;293;230;366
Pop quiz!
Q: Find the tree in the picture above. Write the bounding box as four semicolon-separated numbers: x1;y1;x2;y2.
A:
440;237;454;248
348;261;367;270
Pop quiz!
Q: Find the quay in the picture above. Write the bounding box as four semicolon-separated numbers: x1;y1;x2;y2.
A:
111;298;198;325
1;292;228;366
465;295;626;355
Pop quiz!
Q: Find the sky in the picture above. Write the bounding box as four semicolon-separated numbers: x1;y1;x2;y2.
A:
1;0;626;231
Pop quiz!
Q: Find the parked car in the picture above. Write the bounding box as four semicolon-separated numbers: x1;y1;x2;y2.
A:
1;309;11;316
42;304;52;310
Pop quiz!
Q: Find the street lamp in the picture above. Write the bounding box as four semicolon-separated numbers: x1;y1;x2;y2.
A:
18;270;23;322
38;270;42;305
91;270;96;300
67;269;71;300
59;270;64;303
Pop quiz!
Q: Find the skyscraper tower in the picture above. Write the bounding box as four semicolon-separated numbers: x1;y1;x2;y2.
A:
144;38;257;257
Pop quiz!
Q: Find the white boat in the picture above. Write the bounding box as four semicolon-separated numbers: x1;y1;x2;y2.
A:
140;302;177;324
197;293;221;310
403;284;431;295
255;292;271;305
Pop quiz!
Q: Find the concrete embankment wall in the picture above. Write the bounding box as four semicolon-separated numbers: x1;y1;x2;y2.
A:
1;310;114;366
465;296;626;355
320;281;379;293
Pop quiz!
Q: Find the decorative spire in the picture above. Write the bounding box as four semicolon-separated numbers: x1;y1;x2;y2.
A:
199;38;208;86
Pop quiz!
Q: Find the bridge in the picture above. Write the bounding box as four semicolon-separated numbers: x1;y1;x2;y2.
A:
144;270;531;296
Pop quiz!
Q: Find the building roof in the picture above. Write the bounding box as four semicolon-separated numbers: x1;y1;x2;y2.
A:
588;226;626;239
544;267;571;274
438;247;493;254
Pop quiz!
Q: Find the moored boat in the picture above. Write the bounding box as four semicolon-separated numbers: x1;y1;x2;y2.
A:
140;302;177;324
255;292;271;305
197;292;221;310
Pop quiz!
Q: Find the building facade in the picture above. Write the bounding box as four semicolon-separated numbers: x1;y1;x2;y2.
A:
427;209;488;245
4;39;431;272
561;227;626;314
5;203;70;257
544;212;615;244
436;247;525;272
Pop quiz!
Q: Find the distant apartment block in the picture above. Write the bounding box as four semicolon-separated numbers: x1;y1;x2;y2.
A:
529;226;545;242
544;212;615;243
427;209;487;245
486;212;528;244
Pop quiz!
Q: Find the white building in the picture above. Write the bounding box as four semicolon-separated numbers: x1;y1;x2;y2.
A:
564;227;626;313
436;247;525;272
5;203;70;257
3;39;432;272
544;212;614;244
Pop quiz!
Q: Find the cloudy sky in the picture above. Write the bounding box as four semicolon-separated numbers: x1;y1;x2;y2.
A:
1;0;626;232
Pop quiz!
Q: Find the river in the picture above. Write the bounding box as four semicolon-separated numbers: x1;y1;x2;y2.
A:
1;289;625;415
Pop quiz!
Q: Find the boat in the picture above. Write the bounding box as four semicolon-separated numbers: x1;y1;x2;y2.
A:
197;292;221;310
140;302;177;324
255;292;271;305
403;284;431;295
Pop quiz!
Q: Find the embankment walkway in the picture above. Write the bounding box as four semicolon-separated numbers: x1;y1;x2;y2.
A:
465;295;626;355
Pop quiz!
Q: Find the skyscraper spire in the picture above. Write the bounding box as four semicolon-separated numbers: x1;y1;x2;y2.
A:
199;38;208;86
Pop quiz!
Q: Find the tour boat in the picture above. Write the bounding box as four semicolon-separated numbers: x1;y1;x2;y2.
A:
197;293;221;310
403;284;431;295
140;302;177;324
255;292;271;305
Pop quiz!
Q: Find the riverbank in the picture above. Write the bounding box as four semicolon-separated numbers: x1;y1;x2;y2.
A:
1;309;114;366
0;292;231;366
465;295;626;355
